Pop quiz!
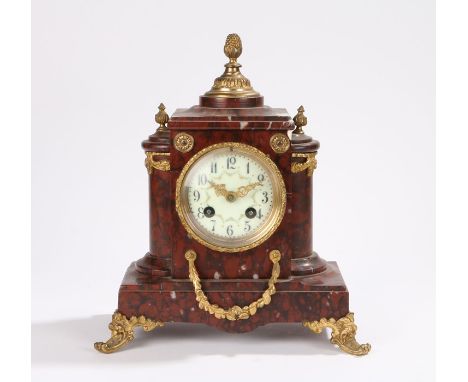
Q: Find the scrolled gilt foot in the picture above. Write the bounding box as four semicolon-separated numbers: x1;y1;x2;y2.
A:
94;311;164;354
303;312;371;356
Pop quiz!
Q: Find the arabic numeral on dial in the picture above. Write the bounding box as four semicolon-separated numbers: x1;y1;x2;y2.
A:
210;162;217;173
227;156;236;169
226;225;234;236
244;221;251;232
198;174;207;185
258;174;265;182
261;191;269;203
246;162;250;174
257;208;263;219
197;207;204;219
210;220;216;232
193;190;200;201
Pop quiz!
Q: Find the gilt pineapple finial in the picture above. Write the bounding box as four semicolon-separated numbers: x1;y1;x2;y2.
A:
224;34;243;64
204;34;260;98
155;103;169;130
292;105;308;134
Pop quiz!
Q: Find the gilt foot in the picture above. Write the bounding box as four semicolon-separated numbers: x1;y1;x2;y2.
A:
94;311;164;354
303;312;371;356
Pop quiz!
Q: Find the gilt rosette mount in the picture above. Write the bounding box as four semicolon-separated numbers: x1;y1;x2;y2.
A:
95;33;370;356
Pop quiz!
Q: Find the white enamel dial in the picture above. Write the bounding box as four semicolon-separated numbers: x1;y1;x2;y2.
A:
176;143;286;252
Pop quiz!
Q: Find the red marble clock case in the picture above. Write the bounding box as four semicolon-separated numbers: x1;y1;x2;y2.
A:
119;99;349;333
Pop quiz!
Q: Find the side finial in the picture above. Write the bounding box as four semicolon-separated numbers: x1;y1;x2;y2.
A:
292;105;308;134
155;103;169;130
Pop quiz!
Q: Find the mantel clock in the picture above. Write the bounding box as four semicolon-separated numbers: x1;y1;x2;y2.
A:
95;34;370;356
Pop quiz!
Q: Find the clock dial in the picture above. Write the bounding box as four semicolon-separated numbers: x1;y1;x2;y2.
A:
176;142;286;252
187;152;273;239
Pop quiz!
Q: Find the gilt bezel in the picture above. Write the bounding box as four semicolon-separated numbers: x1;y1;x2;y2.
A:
175;142;286;253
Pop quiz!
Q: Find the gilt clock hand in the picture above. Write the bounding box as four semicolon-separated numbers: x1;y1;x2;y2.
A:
208;181;229;198
234;182;263;198
209;181;241;203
